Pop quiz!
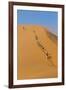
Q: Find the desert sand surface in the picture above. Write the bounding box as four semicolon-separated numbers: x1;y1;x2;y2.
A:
17;25;58;80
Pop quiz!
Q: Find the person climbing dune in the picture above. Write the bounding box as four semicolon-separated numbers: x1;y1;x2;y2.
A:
23;26;24;29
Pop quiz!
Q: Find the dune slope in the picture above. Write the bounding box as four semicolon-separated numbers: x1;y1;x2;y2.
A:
17;25;58;80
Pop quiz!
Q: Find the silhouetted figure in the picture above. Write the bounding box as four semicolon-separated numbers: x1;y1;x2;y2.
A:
23;26;24;30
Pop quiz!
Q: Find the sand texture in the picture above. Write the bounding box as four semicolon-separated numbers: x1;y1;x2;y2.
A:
17;25;58;80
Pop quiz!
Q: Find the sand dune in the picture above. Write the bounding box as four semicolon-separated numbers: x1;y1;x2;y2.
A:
17;25;58;80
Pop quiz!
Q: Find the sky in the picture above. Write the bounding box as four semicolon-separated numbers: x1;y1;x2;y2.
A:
17;10;58;35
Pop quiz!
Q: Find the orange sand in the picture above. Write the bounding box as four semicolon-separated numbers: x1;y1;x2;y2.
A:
17;25;58;80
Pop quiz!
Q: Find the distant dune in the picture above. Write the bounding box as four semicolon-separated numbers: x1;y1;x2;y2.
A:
17;25;58;80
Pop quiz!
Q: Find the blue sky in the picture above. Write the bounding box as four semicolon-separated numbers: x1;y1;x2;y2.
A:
17;10;58;35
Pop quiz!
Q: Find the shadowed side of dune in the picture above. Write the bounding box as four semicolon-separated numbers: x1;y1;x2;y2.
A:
43;28;57;44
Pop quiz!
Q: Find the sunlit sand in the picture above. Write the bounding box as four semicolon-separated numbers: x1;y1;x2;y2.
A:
17;25;58;80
